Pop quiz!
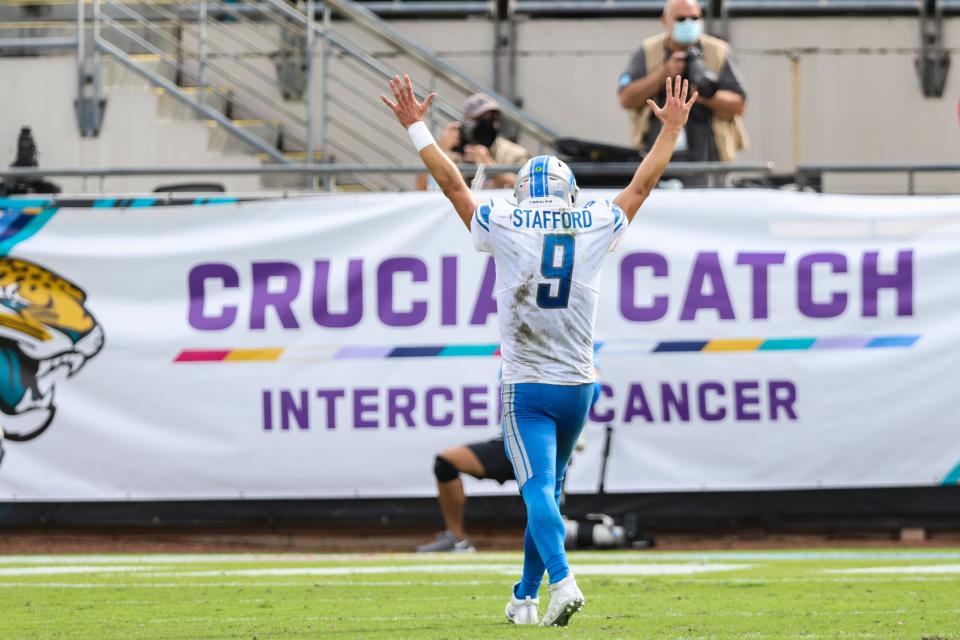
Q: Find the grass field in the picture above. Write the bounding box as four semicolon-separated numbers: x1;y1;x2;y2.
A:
3;550;960;639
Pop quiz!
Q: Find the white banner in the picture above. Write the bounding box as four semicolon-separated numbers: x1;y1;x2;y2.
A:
0;189;957;501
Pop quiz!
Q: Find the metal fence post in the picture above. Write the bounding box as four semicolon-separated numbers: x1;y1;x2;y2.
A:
93;0;101;103
76;0;84;102
790;51;801;171
320;3;333;191
305;0;316;190
198;0;208;107
74;0;106;137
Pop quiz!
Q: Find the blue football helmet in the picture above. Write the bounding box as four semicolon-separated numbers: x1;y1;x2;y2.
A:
514;155;579;208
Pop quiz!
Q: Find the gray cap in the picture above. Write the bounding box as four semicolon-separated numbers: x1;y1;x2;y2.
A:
462;93;500;119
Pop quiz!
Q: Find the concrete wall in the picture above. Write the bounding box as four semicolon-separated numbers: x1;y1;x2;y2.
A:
0;56;261;194
2;15;958;193
389;15;960;192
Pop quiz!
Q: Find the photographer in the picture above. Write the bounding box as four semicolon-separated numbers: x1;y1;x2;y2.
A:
421;93;531;190
1;127;60;196
617;0;747;186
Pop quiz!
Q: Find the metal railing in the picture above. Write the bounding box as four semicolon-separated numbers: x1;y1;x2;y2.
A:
0;161;775;192
92;0;559;188
796;163;960;195
7;161;960;196
5;0;565;191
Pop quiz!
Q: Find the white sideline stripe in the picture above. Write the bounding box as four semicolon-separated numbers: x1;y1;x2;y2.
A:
0;554;356;565
139;562;750;578
1;576;958;590
0;580;506;589
5;550;960;565
0;565;154;576
829;564;960;574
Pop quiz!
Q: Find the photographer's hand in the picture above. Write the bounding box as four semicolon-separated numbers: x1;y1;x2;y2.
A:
696;90;745;119
463;144;494;165
663;50;686;80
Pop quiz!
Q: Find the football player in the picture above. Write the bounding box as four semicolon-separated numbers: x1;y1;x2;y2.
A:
382;73;695;627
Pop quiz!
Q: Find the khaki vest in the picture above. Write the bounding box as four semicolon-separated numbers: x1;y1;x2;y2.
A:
628;32;748;162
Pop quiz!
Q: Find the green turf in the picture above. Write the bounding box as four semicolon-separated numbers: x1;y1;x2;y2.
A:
2;550;960;639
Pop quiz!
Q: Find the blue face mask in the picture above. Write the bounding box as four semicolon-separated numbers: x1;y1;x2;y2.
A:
672;18;702;46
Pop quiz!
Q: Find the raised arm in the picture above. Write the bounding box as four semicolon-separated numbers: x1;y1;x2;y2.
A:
381;75;478;229
613;75;697;222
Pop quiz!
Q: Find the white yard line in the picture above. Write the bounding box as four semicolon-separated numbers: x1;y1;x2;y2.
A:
139;562;751;578
0;562;749;578
3;550;960;565
0;565;155;576
829;563;960;574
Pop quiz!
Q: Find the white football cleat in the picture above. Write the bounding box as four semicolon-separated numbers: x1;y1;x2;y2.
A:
504;593;539;625
540;574;585;627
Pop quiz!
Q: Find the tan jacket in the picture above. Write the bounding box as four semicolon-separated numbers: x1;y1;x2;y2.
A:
628;32;749;162
448;136;532;165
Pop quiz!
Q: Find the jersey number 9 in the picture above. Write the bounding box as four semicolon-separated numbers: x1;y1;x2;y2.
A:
537;234;575;309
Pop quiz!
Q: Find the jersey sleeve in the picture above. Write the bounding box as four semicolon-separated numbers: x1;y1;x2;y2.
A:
618;47;646;93
608;201;628;252
471;200;493;253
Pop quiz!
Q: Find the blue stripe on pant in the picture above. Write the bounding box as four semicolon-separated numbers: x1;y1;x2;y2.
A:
501;381;595;598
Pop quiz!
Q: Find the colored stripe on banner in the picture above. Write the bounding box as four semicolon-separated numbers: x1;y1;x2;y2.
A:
171;335;921;363
942;462;960;486
758;338;817;351
654;341;709;353
703;338;765;352
224;348;284;362
439;344;500;357
175;350;232;362
0;207;59;256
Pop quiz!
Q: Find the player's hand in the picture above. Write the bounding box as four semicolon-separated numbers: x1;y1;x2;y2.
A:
380;74;436;128
438;122;461;151
647;75;697;131
663;50;686;79
463;144;494;165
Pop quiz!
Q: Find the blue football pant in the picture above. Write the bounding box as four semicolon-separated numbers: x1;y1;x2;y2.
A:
501;381;596;599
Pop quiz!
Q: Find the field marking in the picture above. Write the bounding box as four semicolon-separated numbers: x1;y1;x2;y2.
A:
0;565;155;576
0;579;507;589
137;562;750;578
4;550;960;566
0;554;368;565
829;563;960;574
2;575;960;590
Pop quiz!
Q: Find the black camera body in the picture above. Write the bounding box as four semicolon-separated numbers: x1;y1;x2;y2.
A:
684;46;719;98
452;118;499;155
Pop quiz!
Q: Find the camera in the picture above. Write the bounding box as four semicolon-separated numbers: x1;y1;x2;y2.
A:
684;46;719;98
564;513;655;550
452;117;499;154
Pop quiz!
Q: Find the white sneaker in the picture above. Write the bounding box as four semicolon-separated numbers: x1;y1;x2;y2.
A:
540;575;585;627
504;593;539;625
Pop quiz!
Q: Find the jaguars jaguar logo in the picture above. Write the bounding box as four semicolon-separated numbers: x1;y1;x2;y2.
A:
0;257;103;467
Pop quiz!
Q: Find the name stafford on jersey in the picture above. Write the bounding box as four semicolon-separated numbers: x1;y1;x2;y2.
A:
511;208;594;230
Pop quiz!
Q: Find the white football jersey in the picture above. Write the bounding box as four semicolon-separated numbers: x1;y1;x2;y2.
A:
471;195;628;385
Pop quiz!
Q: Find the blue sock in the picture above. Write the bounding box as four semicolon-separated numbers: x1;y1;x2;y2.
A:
521;475;569;585
515;527;545;598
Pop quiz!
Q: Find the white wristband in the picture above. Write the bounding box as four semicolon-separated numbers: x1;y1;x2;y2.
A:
407;121;435;152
